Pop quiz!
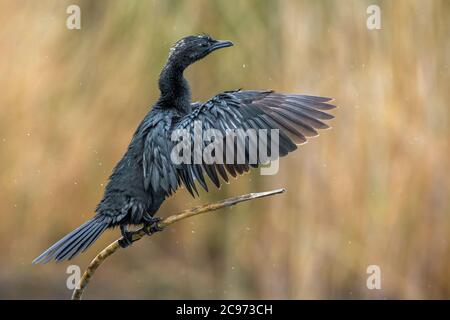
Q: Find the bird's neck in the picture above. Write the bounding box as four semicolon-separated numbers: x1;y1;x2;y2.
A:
158;62;191;111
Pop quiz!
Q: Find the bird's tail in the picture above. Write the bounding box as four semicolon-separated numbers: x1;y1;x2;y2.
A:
32;216;109;264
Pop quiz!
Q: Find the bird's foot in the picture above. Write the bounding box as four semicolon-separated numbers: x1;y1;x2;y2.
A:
118;218;163;247
118;226;134;248
142;217;164;236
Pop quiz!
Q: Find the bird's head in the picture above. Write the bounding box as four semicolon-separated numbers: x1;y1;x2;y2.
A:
167;34;233;69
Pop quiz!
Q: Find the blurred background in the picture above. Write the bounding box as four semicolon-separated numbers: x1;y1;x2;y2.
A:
0;0;449;299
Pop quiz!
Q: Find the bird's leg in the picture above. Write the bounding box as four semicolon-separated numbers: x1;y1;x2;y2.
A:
118;225;134;248
142;216;164;236
119;217;163;248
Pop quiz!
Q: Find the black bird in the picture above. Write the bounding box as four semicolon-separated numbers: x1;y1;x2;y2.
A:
33;34;336;263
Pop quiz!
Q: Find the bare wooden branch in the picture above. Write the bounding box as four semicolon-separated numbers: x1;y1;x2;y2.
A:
71;188;286;300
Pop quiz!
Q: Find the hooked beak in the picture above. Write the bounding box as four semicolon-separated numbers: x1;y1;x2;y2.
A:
208;40;234;53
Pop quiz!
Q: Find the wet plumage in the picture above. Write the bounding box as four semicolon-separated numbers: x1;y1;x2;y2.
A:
33;34;336;263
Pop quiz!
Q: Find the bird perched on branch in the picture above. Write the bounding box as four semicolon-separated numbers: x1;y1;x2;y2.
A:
33;34;336;263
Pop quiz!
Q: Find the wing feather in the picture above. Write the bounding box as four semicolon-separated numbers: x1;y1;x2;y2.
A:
169;90;336;195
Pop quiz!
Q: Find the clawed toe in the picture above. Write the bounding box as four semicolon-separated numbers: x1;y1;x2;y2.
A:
143;218;164;235
119;225;134;248
118;231;133;248
118;218;163;247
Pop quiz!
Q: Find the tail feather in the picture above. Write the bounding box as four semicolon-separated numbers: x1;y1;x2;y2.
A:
33;217;108;264
55;222;103;262
48;220;97;261
64;223;105;260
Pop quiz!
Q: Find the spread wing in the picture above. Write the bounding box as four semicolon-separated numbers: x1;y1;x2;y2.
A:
168;90;336;196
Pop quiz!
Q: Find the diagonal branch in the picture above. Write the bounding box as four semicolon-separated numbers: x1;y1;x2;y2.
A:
71;188;286;300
